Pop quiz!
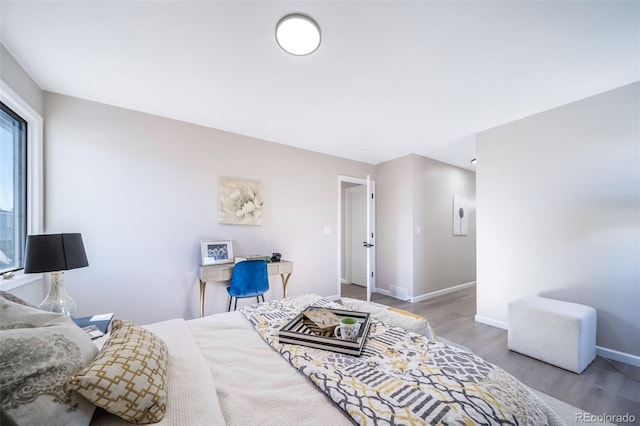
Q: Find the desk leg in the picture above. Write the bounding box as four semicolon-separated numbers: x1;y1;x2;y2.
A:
280;273;292;298
199;279;207;318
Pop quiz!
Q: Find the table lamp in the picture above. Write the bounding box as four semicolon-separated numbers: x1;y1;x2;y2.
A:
24;233;89;317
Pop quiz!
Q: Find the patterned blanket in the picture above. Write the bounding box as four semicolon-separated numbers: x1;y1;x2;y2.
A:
240;295;552;426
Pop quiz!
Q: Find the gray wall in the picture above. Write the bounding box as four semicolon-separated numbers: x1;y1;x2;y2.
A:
0;44;43;116
476;82;640;356
43;92;375;324
375;154;476;299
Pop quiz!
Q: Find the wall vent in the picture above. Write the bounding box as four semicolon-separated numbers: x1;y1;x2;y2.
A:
390;285;409;300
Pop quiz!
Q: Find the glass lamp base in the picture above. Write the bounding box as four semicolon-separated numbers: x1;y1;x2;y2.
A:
39;271;77;317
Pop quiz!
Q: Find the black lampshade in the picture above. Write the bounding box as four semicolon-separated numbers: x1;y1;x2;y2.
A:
24;233;89;273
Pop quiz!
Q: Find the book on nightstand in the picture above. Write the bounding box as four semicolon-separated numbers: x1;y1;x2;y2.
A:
73;313;114;339
234;255;271;263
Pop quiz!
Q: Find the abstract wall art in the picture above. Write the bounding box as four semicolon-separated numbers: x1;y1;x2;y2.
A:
453;195;469;236
219;178;263;226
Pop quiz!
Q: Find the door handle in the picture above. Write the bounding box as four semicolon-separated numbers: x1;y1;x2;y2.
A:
362;242;374;248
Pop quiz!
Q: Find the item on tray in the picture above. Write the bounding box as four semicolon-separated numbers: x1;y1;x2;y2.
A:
279;307;372;356
302;307;341;333
334;317;360;341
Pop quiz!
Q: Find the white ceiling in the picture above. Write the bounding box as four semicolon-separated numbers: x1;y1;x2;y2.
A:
1;1;638;170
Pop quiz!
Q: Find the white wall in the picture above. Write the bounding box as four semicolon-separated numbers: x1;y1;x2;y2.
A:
413;155;476;296
375;154;476;299
2;41;475;322
476;82;640;357
0;44;43;116
43;92;375;324
375;155;415;295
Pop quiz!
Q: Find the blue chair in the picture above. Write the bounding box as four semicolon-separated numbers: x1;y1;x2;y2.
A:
227;260;269;311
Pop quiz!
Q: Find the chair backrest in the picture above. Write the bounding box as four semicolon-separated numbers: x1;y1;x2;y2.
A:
229;260;269;297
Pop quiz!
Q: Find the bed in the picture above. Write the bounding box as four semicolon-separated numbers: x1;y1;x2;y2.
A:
1;293;568;425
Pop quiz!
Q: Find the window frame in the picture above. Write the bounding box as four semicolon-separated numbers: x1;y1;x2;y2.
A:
0;79;43;290
1;100;27;275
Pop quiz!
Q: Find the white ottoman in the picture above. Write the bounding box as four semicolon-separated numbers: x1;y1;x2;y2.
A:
508;296;596;374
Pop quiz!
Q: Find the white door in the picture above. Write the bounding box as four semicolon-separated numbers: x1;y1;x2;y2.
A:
366;175;375;302
347;185;367;286
337;175;376;302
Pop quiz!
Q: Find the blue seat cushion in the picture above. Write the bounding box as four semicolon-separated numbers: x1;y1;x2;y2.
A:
226;260;269;298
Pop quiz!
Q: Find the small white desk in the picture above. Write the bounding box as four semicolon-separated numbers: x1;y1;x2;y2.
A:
198;260;293;317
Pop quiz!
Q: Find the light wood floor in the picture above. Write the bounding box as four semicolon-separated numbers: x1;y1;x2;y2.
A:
341;283;640;418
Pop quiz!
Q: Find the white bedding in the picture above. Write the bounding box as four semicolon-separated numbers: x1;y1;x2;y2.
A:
91;313;352;426
188;311;353;426
90;319;226;425
91;302;570;426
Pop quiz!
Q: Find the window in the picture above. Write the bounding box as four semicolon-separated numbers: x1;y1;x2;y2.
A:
0;102;27;274
0;79;43;288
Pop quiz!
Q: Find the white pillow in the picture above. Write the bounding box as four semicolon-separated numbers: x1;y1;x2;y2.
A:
340;297;437;340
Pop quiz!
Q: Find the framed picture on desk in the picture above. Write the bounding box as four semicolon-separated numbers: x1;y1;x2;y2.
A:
201;240;234;265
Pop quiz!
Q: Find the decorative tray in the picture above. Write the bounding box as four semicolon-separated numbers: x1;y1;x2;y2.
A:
278;307;371;356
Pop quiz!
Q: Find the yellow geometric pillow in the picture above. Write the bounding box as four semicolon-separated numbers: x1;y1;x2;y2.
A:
68;319;168;424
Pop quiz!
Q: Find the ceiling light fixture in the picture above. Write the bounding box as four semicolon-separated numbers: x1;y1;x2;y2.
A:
470;158;477;164
276;14;321;56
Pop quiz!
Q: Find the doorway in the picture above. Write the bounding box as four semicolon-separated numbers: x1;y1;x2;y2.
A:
346;184;367;287
337;175;375;301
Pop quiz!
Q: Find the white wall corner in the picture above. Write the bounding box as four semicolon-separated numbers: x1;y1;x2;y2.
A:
474;314;508;330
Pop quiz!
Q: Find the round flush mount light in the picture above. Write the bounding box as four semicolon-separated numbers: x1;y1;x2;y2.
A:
470;158;477;164
276;14;321;56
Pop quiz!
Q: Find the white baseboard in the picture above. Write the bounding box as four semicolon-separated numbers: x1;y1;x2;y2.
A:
410;281;476;303
474;314;508;330
339;288;390;296
596;346;640;368
475;315;640;367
